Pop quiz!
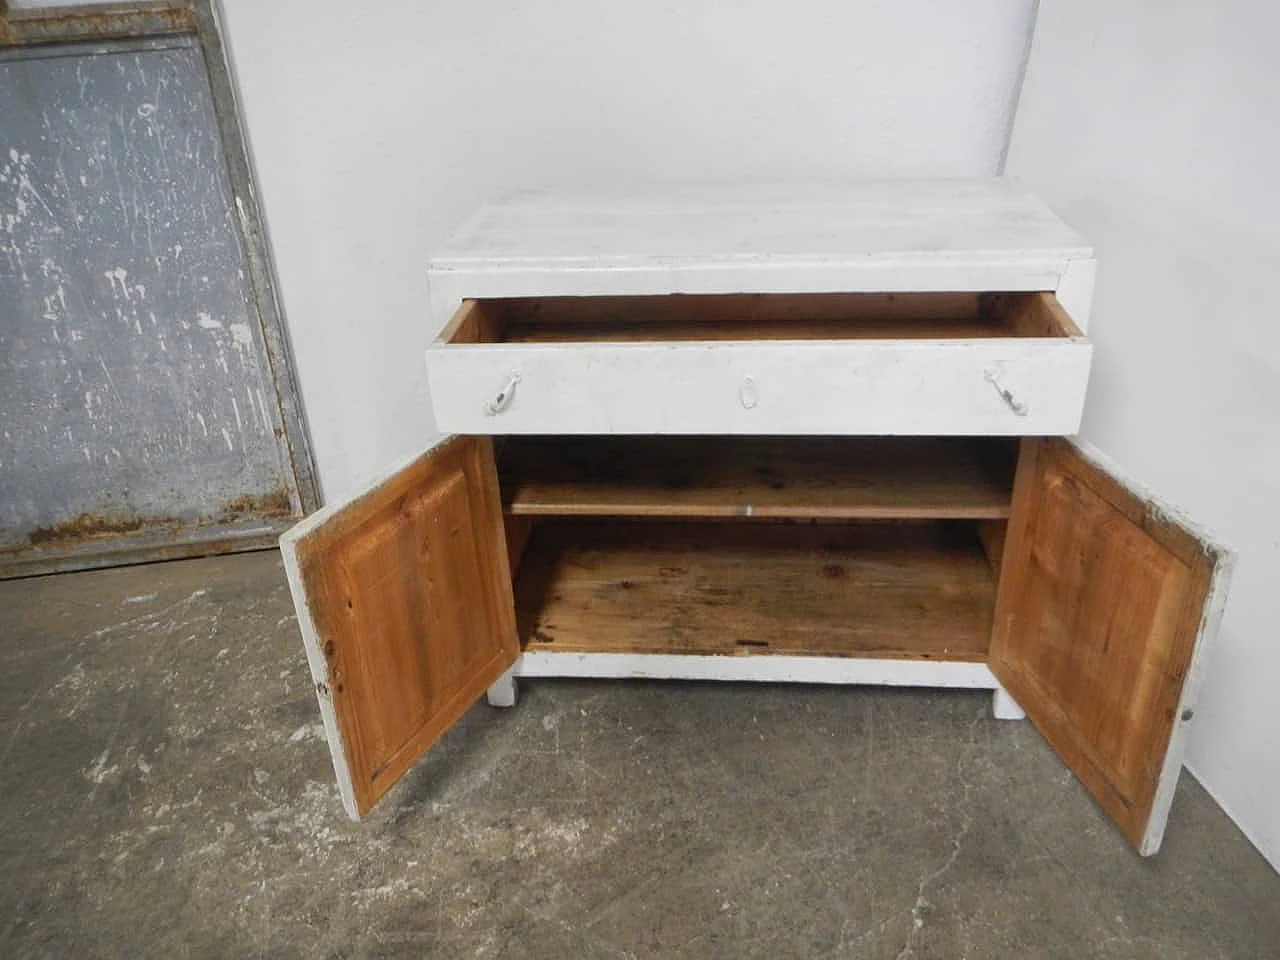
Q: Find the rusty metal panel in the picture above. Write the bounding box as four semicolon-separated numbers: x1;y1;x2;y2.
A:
0;4;196;47
0;29;315;578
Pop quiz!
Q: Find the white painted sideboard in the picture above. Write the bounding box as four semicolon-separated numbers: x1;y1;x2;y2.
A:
281;180;1232;856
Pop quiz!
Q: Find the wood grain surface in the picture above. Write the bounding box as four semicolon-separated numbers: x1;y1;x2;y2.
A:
289;438;517;816
989;439;1218;851
500;437;1016;521
515;520;995;661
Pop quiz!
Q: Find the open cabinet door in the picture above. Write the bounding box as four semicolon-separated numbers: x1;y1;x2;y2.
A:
990;439;1233;855
279;437;518;819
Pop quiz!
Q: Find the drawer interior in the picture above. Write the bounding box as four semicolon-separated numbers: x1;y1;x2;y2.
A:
443;292;1080;344
498;437;1014;662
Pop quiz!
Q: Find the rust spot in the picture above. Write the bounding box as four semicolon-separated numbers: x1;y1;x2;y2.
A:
2;527;284;578
219;488;292;521
1;6;197;48
27;512;148;545
18;489;290;548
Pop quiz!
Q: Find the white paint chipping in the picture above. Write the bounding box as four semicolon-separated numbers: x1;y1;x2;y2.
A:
253;388;270;429
104;266;130;300
229;321;253;351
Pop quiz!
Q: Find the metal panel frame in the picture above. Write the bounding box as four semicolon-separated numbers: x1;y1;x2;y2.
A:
0;1;320;578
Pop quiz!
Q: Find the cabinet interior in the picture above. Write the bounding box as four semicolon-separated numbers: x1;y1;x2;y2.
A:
497;437;1019;662
444;292;1080;344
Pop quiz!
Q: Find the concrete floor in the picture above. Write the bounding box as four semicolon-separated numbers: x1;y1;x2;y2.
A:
0;551;1276;959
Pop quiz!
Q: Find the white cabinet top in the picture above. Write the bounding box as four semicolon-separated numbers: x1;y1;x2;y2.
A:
425;179;1095;323
431;179;1091;272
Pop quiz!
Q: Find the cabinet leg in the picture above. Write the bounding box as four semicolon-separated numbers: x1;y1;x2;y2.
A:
992;686;1025;720
486;667;519;709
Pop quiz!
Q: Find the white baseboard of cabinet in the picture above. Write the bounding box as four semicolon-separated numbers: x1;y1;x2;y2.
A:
514;651;997;689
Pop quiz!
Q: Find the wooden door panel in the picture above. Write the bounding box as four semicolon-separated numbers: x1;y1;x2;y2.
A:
990;439;1232;855
281;438;517;819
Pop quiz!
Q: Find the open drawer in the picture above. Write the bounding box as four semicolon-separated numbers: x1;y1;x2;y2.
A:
425;292;1093;436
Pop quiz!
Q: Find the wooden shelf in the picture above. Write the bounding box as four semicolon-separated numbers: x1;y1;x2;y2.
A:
515;521;995;661
499;438;1016;521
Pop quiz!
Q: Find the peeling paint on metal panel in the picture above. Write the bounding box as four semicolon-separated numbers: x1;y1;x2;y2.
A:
0;38;296;557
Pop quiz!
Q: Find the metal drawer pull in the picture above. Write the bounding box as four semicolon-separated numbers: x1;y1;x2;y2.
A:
985;369;1028;416
484;373;521;416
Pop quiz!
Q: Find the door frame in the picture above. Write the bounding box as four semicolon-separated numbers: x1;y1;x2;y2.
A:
0;1;319;577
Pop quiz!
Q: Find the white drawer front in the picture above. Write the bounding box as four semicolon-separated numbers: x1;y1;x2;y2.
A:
426;338;1092;436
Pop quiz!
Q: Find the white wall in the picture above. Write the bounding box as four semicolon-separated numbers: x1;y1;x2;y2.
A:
1006;0;1280;870
212;0;1036;500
